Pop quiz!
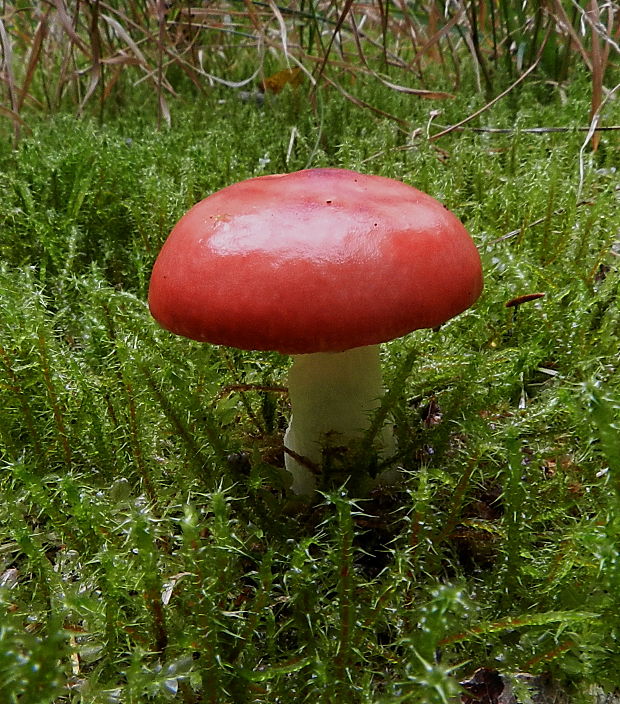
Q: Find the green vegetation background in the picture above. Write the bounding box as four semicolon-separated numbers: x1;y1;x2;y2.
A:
0;15;619;703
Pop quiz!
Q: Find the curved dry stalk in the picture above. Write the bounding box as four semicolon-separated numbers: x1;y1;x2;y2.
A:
17;8;50;113
345;6;455;99
578;80;620;199
78;0;102;118
430;29;550;143
321;73;410;128
51;0;91;58
311;0;356;92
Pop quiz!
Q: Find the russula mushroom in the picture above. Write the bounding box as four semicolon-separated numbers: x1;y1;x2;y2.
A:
148;168;483;495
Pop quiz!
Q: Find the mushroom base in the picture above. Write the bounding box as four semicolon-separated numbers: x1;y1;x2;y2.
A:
284;345;395;495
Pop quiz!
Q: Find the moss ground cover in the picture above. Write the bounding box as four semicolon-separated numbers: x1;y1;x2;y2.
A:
0;41;619;704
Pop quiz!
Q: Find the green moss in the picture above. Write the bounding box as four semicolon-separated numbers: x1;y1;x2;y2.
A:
0;69;619;701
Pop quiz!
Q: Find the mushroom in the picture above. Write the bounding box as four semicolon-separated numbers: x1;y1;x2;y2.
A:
148;168;483;495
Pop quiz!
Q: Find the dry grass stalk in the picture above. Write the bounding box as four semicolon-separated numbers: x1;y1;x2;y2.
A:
0;15;19;142
430;23;553;143
588;0;604;150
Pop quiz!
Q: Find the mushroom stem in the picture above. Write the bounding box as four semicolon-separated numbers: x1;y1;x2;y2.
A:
284;345;394;495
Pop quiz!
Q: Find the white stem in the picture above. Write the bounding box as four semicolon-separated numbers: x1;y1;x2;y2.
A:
284;345;395;495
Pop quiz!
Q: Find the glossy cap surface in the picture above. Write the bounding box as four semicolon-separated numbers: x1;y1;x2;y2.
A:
148;168;483;353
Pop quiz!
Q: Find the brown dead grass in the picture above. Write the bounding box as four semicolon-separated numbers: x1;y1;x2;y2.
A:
0;1;618;142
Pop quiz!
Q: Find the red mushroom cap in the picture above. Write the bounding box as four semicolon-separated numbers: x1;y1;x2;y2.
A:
148;168;483;354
